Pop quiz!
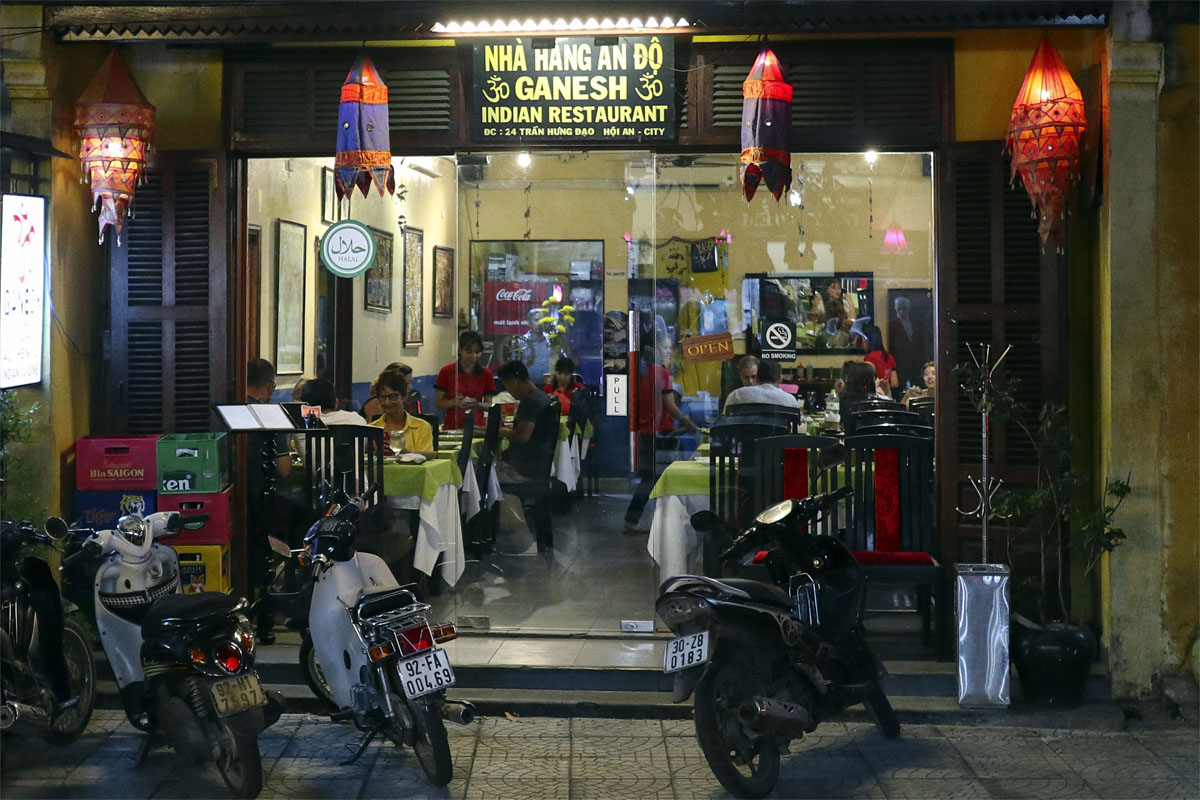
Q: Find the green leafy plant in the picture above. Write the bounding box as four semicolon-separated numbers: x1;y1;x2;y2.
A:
954;364;1132;624
0;389;46;523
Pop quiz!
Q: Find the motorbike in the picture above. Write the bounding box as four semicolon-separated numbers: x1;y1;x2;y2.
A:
656;451;900;799
0;519;96;741
266;491;474;786
53;512;285;799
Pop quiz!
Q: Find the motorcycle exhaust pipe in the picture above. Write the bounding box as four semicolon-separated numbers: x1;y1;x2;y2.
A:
738;696;813;739
441;700;477;725
0;700;51;732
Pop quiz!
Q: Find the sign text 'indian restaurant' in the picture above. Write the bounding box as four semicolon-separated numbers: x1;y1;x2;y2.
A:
471;36;675;143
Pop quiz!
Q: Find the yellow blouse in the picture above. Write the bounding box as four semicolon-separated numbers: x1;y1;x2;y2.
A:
369;413;434;453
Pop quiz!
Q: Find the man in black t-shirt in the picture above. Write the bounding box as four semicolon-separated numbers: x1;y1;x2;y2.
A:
496;360;552;482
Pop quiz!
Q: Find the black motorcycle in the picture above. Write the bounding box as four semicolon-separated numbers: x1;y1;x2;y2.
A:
54;513;286;799
0;520;96;741
656;475;900;798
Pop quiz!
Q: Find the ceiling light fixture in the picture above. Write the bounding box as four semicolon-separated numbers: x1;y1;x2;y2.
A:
430;16;690;36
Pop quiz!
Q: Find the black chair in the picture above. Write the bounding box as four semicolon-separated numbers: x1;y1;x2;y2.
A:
707;417;789;561
847;397;904;415
415;413;440;452
724;402;805;432
752;434;845;535
303;426;385;515
467;406;504;556
565;385;599;497
908;396;936;426
840;432;945;652
856;422;934;440
456;412;475;482
497;397;561;551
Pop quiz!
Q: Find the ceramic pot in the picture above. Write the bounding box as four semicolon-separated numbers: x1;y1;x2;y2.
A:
1011;618;1097;707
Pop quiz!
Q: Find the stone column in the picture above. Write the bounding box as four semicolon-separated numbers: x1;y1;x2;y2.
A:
1103;24;1167;698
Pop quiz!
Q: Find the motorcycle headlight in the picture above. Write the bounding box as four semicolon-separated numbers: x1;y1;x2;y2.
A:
755;499;796;526
117;515;148;547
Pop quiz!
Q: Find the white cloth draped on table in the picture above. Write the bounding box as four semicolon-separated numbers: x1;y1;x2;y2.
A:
647;492;709;583
458;459;502;518
388;486;466;587
550;436;581;492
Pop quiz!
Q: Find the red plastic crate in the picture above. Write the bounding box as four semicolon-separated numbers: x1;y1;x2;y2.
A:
158;487;232;546
76;435;161;491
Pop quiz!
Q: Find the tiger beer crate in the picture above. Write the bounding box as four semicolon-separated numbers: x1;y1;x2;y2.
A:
175;544;231;594
157;433;230;494
74;490;157;530
76;435;161;491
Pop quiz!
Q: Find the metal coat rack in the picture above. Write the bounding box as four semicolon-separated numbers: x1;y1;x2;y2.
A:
956;342;1011;562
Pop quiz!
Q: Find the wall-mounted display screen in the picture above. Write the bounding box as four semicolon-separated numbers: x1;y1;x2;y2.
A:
1;194;46;388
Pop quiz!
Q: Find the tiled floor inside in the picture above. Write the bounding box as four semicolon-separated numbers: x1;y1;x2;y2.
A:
430;492;663;635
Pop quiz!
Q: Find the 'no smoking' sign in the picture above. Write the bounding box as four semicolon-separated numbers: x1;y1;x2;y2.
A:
760;318;796;361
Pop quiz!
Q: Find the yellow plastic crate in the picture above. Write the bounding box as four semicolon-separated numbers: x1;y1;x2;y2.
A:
175;544;231;594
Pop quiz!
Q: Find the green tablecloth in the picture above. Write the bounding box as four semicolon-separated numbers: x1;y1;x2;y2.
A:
382;458;462;501
650;461;709;499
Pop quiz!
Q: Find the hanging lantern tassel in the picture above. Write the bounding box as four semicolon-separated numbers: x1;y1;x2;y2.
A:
740;47;792;202
74;51;155;245
334;55;396;200
1004;37;1086;250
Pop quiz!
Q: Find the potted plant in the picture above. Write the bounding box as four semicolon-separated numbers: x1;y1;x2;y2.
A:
956;362;1131;706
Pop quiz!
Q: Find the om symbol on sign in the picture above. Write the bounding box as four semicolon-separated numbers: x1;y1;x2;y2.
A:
636;72;663;101
482;75;510;103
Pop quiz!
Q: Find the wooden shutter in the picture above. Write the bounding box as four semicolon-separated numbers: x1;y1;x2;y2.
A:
936;141;1061;566
107;153;228;434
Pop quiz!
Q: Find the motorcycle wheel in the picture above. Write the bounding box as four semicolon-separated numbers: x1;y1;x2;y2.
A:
693;649;781;799
864;683;901;739
299;634;336;710
44;618;96;743
410;698;453;786
215;724;263;799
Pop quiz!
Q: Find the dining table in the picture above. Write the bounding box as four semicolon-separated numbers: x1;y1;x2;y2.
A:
382;457;466;587
645;457;710;583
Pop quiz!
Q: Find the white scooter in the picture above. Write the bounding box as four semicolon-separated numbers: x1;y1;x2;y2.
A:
268;491;474;787
53;512;284;799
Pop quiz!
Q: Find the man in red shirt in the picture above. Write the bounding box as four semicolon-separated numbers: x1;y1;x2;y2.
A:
434;330;496;429
624;339;698;534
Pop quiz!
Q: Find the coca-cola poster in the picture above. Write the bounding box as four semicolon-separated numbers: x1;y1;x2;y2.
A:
483;281;549;335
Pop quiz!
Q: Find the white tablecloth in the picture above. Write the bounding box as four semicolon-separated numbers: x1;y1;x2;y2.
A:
388;484;466;587
550;436;581;492
647;492;709;584
459;458;502;518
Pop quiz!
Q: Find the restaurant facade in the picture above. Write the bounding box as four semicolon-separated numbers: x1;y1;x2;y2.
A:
1;1;1196;700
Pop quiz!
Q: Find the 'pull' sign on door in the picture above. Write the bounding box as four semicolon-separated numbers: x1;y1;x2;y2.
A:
760;318;796;362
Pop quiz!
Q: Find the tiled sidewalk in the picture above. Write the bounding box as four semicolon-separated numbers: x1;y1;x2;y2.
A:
2;711;1196;799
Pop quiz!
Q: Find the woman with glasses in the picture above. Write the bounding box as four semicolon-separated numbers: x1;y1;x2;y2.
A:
361;362;421;422
368;368;435;457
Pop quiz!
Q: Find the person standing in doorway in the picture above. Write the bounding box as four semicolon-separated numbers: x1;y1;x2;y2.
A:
624;335;698;535
435;330;495;429
245;358;293;644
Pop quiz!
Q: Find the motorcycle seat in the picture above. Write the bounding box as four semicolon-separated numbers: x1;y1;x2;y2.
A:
142;592;241;630
719;578;794;609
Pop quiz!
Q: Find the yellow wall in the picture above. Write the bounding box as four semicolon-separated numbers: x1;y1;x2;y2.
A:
246;157;459;389
954;29;1105;142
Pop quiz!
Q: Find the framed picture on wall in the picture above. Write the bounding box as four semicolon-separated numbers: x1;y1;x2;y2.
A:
886;287;935;391
403;227;424;346
364;228;393;313
433;245;453;319
321;167;337;224
274;219;307;374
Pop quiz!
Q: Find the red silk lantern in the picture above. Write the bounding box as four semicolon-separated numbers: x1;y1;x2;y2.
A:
74;51;155;245
1004;37;1086;250
740;47;792;202
880;222;911;255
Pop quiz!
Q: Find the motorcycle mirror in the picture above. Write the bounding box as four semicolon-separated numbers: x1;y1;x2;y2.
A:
268;536;292;557
690;510;722;532
45;517;69;540
817;445;846;472
166;513;184;533
334;442;355;475
181;513;210;531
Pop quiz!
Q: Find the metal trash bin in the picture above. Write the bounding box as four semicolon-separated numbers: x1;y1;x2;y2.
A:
955;563;1011;707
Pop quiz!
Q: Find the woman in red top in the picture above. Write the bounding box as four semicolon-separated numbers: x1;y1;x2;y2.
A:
434;330;496;429
542;357;584;414
861;323;898;396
